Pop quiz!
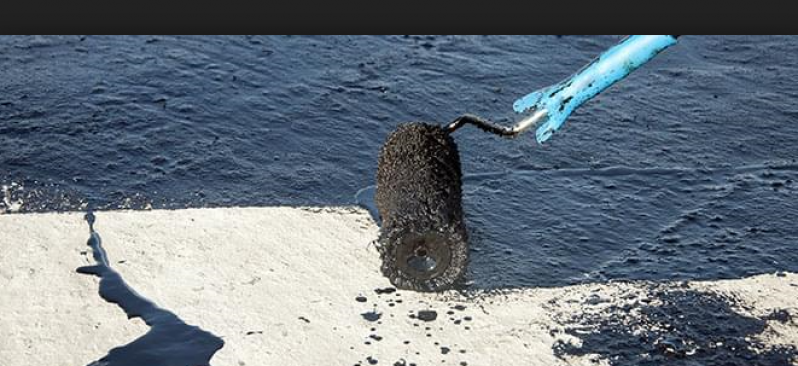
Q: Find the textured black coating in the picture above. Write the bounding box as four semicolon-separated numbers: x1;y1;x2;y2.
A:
375;123;468;292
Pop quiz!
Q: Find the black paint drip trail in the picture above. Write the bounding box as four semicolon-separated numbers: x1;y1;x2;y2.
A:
77;210;224;366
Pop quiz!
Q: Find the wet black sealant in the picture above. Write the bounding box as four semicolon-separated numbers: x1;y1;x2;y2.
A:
1;35;796;365
415;310;438;322
77;210;224;366
361;311;382;322
3;35;798;292
354;293;474;366
552;285;798;366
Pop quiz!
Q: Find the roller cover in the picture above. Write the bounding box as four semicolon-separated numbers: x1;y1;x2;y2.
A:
375;122;468;292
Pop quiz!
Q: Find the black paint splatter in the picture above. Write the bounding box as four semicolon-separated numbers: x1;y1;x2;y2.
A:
375;287;397;295
765;309;793;324
417;310;438;322
361;311;382;322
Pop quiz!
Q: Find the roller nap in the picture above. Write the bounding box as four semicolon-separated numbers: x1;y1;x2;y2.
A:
375;123;468;292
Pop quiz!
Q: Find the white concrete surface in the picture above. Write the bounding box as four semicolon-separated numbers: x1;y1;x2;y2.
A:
1;207;796;366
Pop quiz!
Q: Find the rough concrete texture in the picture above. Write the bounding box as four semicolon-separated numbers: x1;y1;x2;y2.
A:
1;207;796;366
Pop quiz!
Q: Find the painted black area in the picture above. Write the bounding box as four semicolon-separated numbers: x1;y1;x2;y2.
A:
554;286;798;366
766;309;793;323
77;210;224;366
416;310;438;322
353;292;472;366
374;287;397;295
361;311;382;322
375;123;468;292
3;36;798;290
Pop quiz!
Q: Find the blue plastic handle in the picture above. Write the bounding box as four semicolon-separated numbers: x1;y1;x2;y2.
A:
513;35;678;143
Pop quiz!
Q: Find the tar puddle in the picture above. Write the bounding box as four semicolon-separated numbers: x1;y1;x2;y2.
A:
351;287;474;366
77;210;224;366
548;283;798;366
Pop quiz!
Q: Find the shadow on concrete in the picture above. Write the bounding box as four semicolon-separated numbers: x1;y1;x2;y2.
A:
77;211;224;366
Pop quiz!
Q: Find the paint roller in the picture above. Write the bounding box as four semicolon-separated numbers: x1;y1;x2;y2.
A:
375;35;679;292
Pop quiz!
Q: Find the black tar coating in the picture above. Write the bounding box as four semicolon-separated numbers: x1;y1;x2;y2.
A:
375;122;468;292
416;310;438;322
554;287;798;366
362;311;382;322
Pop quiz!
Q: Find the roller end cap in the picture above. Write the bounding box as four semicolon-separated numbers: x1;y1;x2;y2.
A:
378;228;468;292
